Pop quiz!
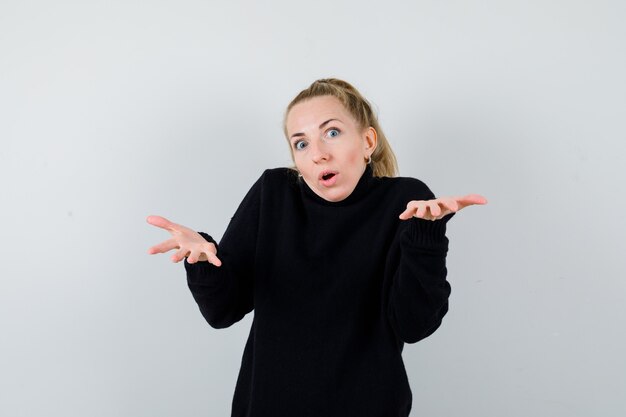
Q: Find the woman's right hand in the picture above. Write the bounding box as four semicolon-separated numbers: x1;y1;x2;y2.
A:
146;215;222;266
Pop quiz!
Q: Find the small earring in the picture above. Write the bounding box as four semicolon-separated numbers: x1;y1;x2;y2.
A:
366;155;372;164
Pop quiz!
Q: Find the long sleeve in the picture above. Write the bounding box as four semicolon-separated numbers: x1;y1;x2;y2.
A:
184;172;264;329
181;166;461;416
387;212;455;344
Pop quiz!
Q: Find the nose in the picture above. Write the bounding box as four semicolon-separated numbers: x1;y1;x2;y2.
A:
310;139;330;163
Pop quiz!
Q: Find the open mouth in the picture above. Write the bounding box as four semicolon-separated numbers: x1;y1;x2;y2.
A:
319;171;338;186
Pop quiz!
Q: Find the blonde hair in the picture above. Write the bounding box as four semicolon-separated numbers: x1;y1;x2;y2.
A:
283;78;398;177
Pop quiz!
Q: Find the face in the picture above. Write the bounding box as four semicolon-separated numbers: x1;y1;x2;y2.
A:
285;95;377;202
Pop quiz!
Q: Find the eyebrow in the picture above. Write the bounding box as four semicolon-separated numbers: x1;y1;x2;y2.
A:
290;118;342;140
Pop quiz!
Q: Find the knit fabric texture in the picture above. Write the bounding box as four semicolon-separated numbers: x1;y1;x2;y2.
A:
184;164;454;417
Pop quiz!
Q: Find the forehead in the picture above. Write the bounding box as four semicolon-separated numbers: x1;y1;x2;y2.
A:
286;96;355;135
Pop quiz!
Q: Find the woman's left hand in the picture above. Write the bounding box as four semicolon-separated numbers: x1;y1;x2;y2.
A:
399;194;488;221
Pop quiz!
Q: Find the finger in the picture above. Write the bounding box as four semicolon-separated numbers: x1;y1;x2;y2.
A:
146;215;177;232
439;197;459;212
205;251;222;267
414;203;428;219
171;247;190;263
399;206;416;220
186;248;222;267
398;201;419;220
427;201;441;218
147;238;178;255
186;248;201;264
205;243;221;266
456;194;488;208
462;194;488;205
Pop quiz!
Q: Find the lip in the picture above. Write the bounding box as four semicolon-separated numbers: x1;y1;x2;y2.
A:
318;170;338;181
318;170;339;187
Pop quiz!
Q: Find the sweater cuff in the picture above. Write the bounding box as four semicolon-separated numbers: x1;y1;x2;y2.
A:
197;232;217;247
404;212;454;249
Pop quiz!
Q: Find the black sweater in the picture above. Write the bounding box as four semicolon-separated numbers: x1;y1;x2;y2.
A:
184;165;454;417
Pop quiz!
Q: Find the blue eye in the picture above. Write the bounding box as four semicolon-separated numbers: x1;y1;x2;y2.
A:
327;129;340;138
295;140;307;150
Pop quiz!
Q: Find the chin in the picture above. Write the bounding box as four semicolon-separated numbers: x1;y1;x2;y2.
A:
321;191;348;202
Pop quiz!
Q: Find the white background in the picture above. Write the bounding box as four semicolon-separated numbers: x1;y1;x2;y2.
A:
1;1;625;416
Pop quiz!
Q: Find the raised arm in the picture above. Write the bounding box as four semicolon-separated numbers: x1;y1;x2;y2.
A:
147;172;265;329
388;191;487;344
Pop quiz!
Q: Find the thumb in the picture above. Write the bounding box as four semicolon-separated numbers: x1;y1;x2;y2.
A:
457;194;488;209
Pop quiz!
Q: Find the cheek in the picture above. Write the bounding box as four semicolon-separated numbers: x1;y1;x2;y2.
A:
293;155;308;174
346;147;362;165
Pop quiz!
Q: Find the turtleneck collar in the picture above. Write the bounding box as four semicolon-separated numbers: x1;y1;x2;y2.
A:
299;164;373;207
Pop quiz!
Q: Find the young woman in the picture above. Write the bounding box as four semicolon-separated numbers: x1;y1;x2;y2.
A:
147;78;486;417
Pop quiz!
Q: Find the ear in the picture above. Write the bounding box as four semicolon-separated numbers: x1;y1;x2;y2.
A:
363;126;378;154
